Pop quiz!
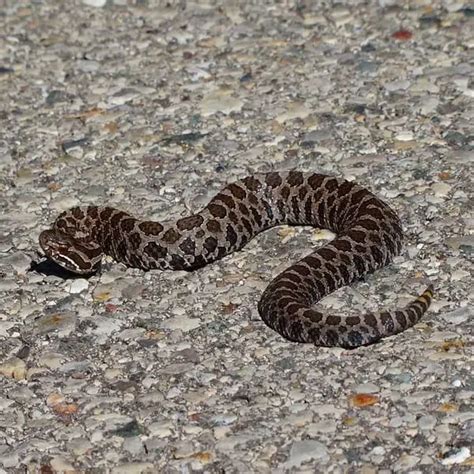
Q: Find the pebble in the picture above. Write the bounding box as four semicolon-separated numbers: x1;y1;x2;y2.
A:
111;463;154;474
200;90;243;116
2;251;31;274
394;131;414;142
0;357;27;380
439;306;472;325
285;440;329;468
68;278;90;294
431;182;452;197
440;446;471;465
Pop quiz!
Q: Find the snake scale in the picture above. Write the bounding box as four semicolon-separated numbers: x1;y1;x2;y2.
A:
40;171;433;348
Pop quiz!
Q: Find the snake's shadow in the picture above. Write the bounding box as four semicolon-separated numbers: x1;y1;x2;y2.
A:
30;258;96;280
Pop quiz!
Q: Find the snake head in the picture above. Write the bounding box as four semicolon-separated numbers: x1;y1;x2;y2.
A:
39;229;102;275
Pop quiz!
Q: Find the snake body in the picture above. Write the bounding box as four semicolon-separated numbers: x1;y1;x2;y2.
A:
39;171;433;348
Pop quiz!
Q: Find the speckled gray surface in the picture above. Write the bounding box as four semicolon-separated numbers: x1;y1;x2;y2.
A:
0;0;473;472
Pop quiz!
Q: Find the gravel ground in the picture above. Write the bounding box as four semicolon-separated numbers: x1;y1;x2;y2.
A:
0;0;473;472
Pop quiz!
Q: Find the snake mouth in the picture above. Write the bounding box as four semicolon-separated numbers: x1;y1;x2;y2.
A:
39;229;102;275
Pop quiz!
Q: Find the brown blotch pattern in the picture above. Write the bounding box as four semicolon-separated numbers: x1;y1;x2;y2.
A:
162;228;180;244
41;172;432;349
177;215;204;231
139;221;164;235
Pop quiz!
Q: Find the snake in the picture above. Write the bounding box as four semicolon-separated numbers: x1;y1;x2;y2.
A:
39;171;433;348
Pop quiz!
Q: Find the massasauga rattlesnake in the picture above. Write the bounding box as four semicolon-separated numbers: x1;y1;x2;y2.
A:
40;171;433;348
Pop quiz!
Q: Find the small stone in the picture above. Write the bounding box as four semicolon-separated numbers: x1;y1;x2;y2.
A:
67;437;93;456
301;129;333;146
418;97;439;115
446;235;474;253
161;316;202;332
111;462;154;474
2;251;31;274
200;90;243;116
439;306;472;325
440;446;470;465
33;312;76;336
275;102;312;123
61;137;89;155
353;383;379;394
384;80;410;92
0;357;27;380
285;440;329;468
68;279;89;294
444;131;467;147
49;456;76;472
431;182;451;197
123;437;144;455
46;90;70;105
395;131;414;141
418;415;437;430
82;0;107;6
394;454;419;470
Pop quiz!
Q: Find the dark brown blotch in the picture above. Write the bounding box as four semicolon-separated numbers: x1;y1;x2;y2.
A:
291;264;310;277
281;186;290;200
228;211;239;224
120;218;136;233
326;315;341;325
337;180;355;198
395;311;407;328
242;176;261;191
170;254;186;270
364;313;377;327
304;196;313;222
72;207;85;220
177;215;204;231
265;172;282;188
308;174;325;190
206;219;222;233
241;217;253;235
144;242;167;259
349;229;366;243
358;218;380;231
208;203;227;218
87;206;99;219
139;221;164;236
129;232;142;250
204;236;218;253
179;237;196;255
304;310;323;323
291;196;300;219
238;202;250;216
110;211;129;228
324;178;339;193
317;200;326;227
228;183;246;199
226;224;238;247
319;247;337;260
287;171;304;186
346;316;360;326
333;239;352;252
248;193;259;206
214;193;236;209
304;255;323;269
162;228;180;244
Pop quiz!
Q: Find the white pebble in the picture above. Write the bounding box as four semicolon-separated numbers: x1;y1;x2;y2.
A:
440;447;470;465
68;278;89;294
395;131;414;141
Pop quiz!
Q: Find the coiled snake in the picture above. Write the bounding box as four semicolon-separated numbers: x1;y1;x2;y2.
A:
39;171;433;348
